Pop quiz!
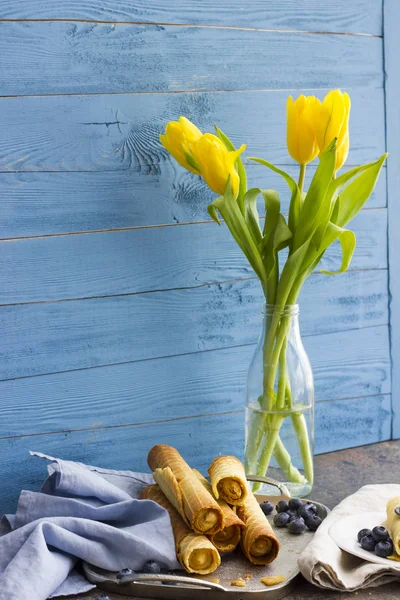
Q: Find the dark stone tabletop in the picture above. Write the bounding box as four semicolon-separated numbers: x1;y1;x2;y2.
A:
67;440;400;600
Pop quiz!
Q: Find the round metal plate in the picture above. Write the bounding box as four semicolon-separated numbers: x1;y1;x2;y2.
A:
83;496;328;599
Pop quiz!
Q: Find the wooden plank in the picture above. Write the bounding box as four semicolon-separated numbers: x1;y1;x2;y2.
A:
0;165;387;238
0;1;383;36
0;397;390;515
315;395;392;453
0;89;385;174
0;269;388;381
383;0;400;439
0;208;387;304
0;22;383;96
0;325;390;438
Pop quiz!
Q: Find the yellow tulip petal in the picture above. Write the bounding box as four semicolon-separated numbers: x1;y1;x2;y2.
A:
286;94;319;165
335;132;349;172
316;89;347;151
160;118;202;174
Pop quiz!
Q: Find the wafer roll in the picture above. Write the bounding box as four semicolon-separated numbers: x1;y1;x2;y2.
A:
208;456;248;506
237;491;279;565
193;469;244;553
386;496;400;555
148;445;224;535
141;485;221;574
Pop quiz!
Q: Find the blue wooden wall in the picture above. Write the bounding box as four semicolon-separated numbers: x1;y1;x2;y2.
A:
0;1;395;514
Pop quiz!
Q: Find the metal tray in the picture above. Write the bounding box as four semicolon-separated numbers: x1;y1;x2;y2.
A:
83;475;329;600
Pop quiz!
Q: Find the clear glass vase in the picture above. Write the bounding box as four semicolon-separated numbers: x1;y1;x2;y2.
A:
244;304;314;497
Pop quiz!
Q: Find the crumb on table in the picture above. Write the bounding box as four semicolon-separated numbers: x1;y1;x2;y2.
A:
244;573;253;579
211;578;220;584
260;575;286;586
231;577;246;587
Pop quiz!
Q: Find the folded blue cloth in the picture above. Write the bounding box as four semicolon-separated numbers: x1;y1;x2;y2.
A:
0;452;180;600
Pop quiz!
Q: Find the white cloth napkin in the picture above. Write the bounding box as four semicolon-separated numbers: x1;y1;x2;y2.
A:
299;484;400;591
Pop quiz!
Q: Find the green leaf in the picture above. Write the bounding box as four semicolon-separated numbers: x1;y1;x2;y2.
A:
215;125;247;213
207;196;224;225
264;214;292;305
248;157;301;234
334;153;388;228
320;223;356;275
275;240;311;306
261;189;280;243
243;188;263;245
294;139;337;249
206;179;268;291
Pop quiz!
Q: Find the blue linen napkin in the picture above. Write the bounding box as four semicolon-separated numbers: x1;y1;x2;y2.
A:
0;452;180;600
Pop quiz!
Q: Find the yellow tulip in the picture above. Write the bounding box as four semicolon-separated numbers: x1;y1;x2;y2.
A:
159;116;202;174
194;133;246;196
315;89;351;171
286;94;320;165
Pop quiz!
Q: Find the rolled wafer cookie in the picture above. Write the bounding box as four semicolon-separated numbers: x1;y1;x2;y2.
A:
237;491;280;565
141;485;221;574
208;455;248;505
193;469;244;553
386;496;400;556
148;444;224;535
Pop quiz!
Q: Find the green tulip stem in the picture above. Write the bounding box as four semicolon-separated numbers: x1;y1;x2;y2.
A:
298;163;306;196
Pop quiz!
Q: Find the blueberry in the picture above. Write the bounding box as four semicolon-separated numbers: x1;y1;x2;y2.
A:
305;514;322;532
375;540;394;558
143;560;161;574
360;534;376;552
97;595;110;600
357;528;372;543
260;501;274;516
287;509;298;522
372;526;390;542
395;507;400;516
288;498;303;511
273;512;290;527
276;500;289;513
304;502;318;515
298;504;312;520
288;517;306;534
116;567;133;580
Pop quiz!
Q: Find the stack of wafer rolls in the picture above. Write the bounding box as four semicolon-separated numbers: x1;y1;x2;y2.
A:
141;484;221;574
237;490;280;565
193;469;244;553
208;455;248;506
148;444;224;535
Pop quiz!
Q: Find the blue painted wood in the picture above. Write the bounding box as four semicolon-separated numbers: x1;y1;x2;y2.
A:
0;1;383;35
0;88;385;173
0;326;390;439
0;22;383;96
384;0;400;439
0;395;391;515
315;395;392;454
0;269;388;381
0;209;387;304
0;166;387;238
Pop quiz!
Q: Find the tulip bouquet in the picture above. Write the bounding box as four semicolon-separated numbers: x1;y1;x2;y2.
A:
160;90;387;490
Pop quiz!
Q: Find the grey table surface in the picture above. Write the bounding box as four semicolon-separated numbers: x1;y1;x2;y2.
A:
65;440;400;600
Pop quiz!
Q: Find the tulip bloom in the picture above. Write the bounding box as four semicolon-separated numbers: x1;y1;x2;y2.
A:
159;116;202;174
316;89;351;172
286;95;320;165
195;133;246;196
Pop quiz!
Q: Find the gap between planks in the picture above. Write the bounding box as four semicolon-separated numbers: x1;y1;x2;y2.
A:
0;19;382;38
0;86;383;100
0;268;388;308
0;394;390;442
0;322;389;385
0;204;387;243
